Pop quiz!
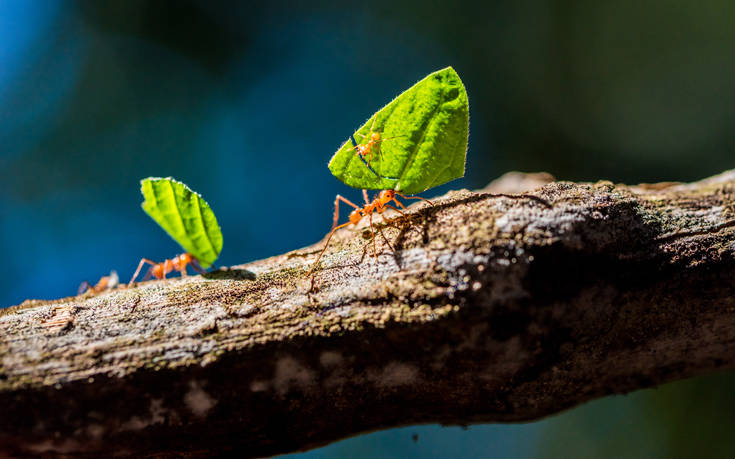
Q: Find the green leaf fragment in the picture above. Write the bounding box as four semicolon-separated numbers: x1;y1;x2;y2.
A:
328;66;469;195
140;177;223;268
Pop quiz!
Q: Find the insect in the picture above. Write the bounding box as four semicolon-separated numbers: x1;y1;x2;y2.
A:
128;253;206;287
329;67;468;195
78;270;119;295
306;189;432;277
347;117;404;167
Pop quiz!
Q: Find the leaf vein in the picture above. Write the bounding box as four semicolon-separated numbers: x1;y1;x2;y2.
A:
165;179;189;252
395;89;446;187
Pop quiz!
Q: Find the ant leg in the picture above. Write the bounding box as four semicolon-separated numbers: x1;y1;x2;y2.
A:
350;134;359;145
141;266;155;282
351;135;380;176
368;212;378;262
385;195;407;212
354;119;375;143
396;192;433;206
393;196;408;210
362;189;370;205
348;134;360;153
190;259;207;275
359;239;370;264
128;258;157;287
384;204;407;220
377;214;395;252
333;195;361;231
78;281;92;295
307;222;352;277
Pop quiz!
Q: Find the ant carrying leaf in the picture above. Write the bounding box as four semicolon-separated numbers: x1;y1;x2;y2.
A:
309;67;468;277
346;117;405;168
307;189;432;277
329;66;469;194
129;177;223;286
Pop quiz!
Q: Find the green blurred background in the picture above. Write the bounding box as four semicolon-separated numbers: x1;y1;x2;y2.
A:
2;1;734;457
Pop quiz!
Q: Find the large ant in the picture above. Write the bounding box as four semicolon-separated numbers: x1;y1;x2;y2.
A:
347;117;403;167
128;253;206;287
306;189;432;277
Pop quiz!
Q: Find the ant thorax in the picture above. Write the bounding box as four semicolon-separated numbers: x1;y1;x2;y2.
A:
306;187;433;277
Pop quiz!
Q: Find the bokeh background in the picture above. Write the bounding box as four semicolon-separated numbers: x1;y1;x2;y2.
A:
2;1;735;457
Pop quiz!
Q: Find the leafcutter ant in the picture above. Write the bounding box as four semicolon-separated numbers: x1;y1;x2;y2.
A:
347;117;404;167
307;189;431;277
128;253;206;287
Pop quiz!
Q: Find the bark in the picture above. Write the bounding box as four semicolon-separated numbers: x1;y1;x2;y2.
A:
2;170;735;458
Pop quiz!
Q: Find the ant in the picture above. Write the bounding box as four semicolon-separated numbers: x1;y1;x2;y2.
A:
78;270;119;295
347;117;404;167
306;189;432;277
128;253;206;287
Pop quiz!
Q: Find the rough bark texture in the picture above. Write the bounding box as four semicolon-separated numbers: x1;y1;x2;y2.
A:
2;170;735;457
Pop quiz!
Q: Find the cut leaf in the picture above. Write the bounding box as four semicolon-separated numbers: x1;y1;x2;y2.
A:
140;177;223;268
328;66;469;195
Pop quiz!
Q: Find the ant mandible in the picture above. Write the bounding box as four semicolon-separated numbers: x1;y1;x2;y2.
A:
306;189;432;277
347;117;403;167
128;253;206;287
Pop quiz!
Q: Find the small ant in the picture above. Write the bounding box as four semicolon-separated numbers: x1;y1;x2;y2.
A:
347;117;403;167
306;189;432;277
128;253;206;287
78;270;119;295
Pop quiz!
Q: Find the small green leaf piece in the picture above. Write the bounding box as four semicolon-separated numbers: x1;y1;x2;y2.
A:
140;177;223;268
328;66;469;195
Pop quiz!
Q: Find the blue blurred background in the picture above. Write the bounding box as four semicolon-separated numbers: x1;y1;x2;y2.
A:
2;1;735;457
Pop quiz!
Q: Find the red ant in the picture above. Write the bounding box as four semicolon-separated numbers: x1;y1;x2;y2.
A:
306;189;432;277
128;253;206;287
78;270;119;295
347;117;403;167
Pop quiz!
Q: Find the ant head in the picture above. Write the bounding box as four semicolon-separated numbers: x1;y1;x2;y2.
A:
172;253;194;270
378;190;395;203
371;132;381;142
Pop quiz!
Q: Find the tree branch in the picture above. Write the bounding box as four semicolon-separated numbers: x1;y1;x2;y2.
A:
2;170;735;457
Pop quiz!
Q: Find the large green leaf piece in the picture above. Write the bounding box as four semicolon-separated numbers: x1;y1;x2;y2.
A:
140;177;223;268
328;66;469;195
